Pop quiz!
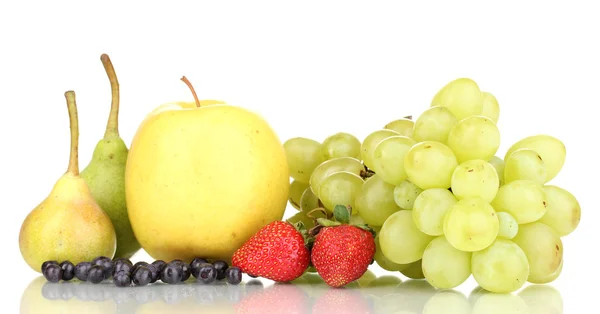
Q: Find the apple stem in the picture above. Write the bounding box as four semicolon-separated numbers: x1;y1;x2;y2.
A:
181;76;201;107
64;91;80;176
101;54;120;138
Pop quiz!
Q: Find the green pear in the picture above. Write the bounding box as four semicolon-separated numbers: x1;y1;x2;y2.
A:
81;53;140;259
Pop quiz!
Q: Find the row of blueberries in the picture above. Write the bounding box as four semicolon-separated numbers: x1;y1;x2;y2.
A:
41;256;243;287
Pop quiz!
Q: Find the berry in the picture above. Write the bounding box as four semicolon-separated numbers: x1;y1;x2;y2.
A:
59;261;75;281
146;264;159;283
133;261;149;269
232;221;310;282
43;264;62;283
114;273;131;287
92;256;114;279
225;266;242;285
87;265;105;284
152;260;167;273
171;260;191;281
74;262;92;281
311;224;376;288
196;263;217;284
213;260;229;280
133;266;152;286
113;258;133;266
41;261;59;274
190;258;208;278
161;262;183;284
112;261;133;277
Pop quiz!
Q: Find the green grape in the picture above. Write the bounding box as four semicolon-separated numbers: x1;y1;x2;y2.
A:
286;210;326;230
400;259;425;279
284;137;324;183
471;238;529;293
404;141;458;190
413;106;458;144
318;171;363;212
504;148;546;185
518;285;564;314
443;197;499;252
447;116;501;163
451;159;499;203
504;134;566;183
300;187;319;212
497;212;518;239
320;132;361;160
309;157;363;197
384;118;414;138
355;174;401;226
430;77;484;120
472;291;529;314
360;129;400;169
530;258;563;284
393;180;423;210
491;179;547;224
371;136;416;185
421;236;471;289
412;188;457;236
379;210;434;264
288;180;308;210
480;91;500;123
539;185;581;236
374;235;409;272
423;291;471;314
488;155;505;186
512;222;563;283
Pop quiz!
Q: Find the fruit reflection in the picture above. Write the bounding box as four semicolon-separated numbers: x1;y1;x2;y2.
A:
21;274;563;314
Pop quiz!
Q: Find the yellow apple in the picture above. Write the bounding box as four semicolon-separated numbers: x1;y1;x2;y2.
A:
125;77;289;262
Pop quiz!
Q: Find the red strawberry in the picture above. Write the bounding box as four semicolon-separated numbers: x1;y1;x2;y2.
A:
232;220;310;282
309;205;376;288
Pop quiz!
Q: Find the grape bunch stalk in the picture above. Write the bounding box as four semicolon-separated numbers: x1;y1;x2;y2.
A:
283;77;580;293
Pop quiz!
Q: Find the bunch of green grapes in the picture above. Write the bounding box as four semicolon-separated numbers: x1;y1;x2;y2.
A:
282;77;580;293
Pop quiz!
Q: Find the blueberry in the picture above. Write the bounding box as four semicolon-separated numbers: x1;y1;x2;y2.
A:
59;261;75;281
43;264;62;283
133;266;152;286
190;258;209;278
114;273;131;287
112;261;133;277
197;263;216;284
171;260;191;281
113;258;133;266
92;256;114;279
213;260;229;280
146;264;159;283
74;262;92;281
152;260;166;273
133;261;149;269
41;261;59;274
160;262;183;284
88;265;105;284
225;266;242;285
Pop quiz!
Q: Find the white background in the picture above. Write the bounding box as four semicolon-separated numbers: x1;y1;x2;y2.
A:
1;0;599;313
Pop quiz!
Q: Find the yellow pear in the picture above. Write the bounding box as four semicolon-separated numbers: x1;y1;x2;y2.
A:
125;77;289;262
19;91;117;272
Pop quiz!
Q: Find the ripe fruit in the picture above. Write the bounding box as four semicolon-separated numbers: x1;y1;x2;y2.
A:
310;206;376;287
125;77;289;262
232;220;310;282
18;91;116;272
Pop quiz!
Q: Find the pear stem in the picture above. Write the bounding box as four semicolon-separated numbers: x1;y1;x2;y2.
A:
181;76;201;107
65;91;80;176
101;53;120;138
